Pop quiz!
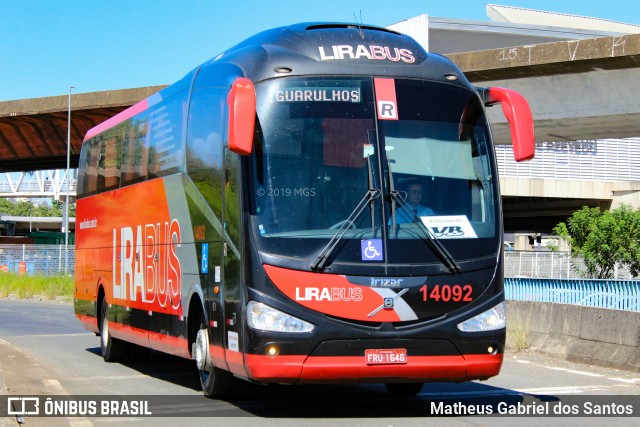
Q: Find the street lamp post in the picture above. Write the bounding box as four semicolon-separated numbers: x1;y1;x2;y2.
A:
64;86;74;275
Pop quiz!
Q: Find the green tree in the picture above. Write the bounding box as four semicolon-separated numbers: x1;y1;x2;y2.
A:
0;199;75;218
553;204;640;279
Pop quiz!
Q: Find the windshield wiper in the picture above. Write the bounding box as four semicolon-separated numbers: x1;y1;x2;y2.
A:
311;157;380;271
386;159;461;274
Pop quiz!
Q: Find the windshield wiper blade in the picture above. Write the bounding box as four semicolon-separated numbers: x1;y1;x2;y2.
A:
311;186;380;271
386;159;461;274
367;155;376;232
311;155;379;271
387;159;398;231
391;192;461;274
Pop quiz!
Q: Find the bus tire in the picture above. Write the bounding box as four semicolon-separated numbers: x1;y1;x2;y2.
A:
100;301;129;362
384;383;424;397
196;326;234;398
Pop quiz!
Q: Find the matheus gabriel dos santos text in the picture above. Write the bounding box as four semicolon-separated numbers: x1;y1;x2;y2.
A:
429;399;637;416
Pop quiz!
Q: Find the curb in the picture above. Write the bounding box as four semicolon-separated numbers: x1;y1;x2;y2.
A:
0;353;18;427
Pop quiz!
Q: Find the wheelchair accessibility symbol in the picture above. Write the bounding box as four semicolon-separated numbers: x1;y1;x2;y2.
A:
201;243;209;274
361;239;383;261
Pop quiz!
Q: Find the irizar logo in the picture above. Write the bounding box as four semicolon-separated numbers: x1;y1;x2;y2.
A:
370;277;404;287
319;45;415;63
295;287;363;302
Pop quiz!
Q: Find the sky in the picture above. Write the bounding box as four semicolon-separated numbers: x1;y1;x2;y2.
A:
1;0;639;102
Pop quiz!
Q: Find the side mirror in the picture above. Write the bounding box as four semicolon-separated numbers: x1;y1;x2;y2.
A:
227;77;256;156
486;87;535;162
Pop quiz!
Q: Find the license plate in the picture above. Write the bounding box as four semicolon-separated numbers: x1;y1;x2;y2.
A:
365;348;407;365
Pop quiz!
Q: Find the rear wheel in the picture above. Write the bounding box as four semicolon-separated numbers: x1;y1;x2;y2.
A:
384;383;424;397
99;301;129;362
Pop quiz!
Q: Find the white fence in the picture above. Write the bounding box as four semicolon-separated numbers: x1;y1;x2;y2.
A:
504;250;637;280
1;245;636;280
0;244;74;275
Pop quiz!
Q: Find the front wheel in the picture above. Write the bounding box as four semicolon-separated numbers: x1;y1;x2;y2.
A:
99;301;129;362
195;326;234;398
384;383;424;397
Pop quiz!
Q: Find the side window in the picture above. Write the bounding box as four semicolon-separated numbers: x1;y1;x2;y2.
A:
102;136;120;191
148;96;185;179
78;139;100;197
121;119;148;186
224;148;241;248
79;90;188;196
95;137;107;192
186;87;226;219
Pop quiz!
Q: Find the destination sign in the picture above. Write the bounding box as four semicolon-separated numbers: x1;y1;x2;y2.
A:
273;86;361;103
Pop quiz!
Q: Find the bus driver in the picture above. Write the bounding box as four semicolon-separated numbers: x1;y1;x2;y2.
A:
395;178;434;224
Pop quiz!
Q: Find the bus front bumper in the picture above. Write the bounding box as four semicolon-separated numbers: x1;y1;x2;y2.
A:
242;352;503;384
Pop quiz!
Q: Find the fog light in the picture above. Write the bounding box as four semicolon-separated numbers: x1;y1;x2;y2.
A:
488;346;495;354
266;344;279;357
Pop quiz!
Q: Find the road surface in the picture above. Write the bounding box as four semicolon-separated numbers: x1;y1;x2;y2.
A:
0;298;638;426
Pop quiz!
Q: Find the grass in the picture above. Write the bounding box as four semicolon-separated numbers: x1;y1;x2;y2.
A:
0;273;74;301
507;315;530;352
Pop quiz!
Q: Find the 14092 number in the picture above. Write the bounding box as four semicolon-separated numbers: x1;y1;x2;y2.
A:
419;284;473;302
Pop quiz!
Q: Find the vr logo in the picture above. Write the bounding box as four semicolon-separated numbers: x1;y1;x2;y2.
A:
431;226;465;238
377;101;397;120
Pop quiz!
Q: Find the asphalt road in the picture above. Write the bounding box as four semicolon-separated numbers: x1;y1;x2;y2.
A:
0;298;639;426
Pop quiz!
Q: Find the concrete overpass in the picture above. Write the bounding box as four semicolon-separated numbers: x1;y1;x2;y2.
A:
450;33;640;144
0;86;165;172
444;33;640;230
1;32;640;232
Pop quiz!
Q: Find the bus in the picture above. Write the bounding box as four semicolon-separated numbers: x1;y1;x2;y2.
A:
74;22;534;397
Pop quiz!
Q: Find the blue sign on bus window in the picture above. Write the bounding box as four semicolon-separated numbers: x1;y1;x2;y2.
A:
361;239;383;261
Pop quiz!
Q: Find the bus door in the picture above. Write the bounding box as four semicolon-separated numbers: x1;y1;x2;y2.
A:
221;148;247;376
201;238;227;370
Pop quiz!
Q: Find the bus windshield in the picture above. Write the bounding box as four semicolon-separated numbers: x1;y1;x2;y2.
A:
250;77;499;267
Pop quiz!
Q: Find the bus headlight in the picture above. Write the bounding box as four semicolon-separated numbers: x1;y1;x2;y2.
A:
247;301;314;333
457;302;506;332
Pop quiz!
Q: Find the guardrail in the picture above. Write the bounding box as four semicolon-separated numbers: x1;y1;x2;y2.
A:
505;277;640;312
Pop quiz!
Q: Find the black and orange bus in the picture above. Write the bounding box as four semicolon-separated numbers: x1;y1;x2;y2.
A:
74;22;534;397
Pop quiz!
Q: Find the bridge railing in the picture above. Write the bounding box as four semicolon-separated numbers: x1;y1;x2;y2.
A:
0;170;77;198
505;277;640;312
